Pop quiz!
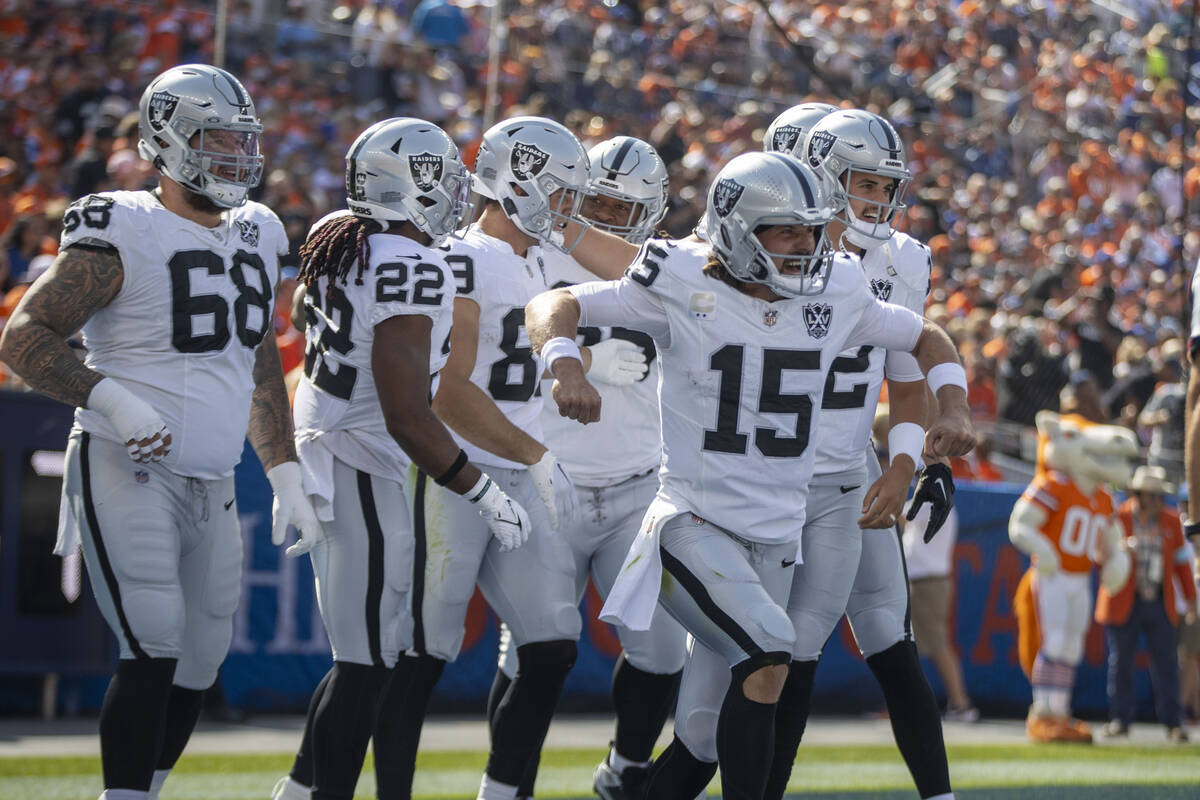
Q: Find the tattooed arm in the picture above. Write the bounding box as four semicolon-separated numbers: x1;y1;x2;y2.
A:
246;332;298;472
0;244;123;406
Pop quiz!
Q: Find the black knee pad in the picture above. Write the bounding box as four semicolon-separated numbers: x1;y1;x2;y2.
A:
515;639;577;677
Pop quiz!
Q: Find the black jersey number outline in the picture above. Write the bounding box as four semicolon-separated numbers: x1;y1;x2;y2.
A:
821;346;872;410
168;249;272;353
303;283;357;400
703;344;820;458
488;307;538;402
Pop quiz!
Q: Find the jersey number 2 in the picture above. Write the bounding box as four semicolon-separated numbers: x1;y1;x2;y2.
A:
703;345;820;457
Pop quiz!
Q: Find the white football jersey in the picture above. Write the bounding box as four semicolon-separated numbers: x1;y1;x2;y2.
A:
441;224;550;470
812;231;931;475
538;248;661;485
569;238;925;544
293;211;455;479
1190;255;1200;356
62;190;284;480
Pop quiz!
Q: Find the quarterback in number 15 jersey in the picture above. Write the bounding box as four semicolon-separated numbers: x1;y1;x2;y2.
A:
62;189;285;480
570;238;927;544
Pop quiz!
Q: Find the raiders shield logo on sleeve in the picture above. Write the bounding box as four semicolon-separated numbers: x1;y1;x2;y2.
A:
409;153;443;192
869;278;893;301
712;178;745;218
802;302;832;339
772;126;802;153
148;91;179;132
511;142;550;180
235;220;260;247
806;130;837;168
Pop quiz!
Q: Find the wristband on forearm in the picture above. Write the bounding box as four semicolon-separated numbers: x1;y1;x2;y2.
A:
540;336;582;373
434;449;469;487
887;422;925;467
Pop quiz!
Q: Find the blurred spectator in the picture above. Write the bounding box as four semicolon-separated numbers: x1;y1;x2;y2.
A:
1138;339;1186;486
903;502;979;723
411;0;470;50
1095;466;1196;743
997;326;1068;426
1;214;51;291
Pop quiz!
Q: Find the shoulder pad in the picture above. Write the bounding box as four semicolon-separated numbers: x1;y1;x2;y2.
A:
880;232;932;298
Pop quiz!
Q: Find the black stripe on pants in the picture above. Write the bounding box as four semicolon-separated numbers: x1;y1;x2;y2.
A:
356;470;385;668
80;432;149;660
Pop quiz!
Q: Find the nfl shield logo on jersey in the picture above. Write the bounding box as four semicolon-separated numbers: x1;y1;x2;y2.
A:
511;142;549;180
409;153;443;191
807;130;837;168
869;278;893;301
712;179;745;218
802;302;832;339
772;125;802;153
134;470;149;484
147;91;179;132
235;220;259;247
763;308;779;327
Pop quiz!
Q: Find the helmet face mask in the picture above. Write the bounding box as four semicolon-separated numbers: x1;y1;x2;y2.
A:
705;152;838;298
581;136;668;243
473;116;591;251
345;117;471;246
804;110;912;249
137;64;264;208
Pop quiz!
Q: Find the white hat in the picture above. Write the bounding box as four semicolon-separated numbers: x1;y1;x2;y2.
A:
1130;465;1175;495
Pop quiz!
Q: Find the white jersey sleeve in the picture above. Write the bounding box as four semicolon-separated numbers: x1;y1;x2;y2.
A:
66;191;282;479
1190;255;1200;360
539;249;661;484
292;231;454;482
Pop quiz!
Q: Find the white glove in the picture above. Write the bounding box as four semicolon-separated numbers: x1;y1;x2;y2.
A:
1033;545;1061;577
266;461;325;557
469;474;532;552
587;338;648;386
1100;548;1131;593
88;378;172;463
527;451;578;530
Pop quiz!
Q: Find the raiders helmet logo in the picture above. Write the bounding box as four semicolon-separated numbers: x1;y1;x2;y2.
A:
712;178;745;218
802;302;832;339
869;278;893;302
408;153;443;192
772;125;802;154
147;90;179;132
511;142;550;180
807;130;837;168
235;219;259;247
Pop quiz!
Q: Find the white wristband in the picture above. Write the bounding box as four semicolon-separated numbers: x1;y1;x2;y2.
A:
926;362;967;395
887;422;925;467
540;336;582;373
465;472;494;503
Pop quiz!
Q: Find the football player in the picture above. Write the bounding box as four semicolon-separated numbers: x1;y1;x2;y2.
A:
0;65;322;800
526;151;976;799
269;119;532;800
372;117;643;800
488;136;686;800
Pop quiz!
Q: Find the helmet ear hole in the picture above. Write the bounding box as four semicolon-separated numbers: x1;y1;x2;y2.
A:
416;196;437;208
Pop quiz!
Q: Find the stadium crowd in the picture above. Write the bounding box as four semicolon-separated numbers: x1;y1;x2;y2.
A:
0;0;1193;478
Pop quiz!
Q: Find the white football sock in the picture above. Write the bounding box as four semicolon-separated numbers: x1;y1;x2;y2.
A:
272;775;312;800
477;773;519;800
146;769;169;799
608;745;648;773
98;791;149;800
926;794;955;800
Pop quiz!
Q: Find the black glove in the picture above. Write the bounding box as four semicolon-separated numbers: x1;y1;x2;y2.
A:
906;462;955;543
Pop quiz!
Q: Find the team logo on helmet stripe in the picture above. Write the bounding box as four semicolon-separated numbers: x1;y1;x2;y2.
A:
712;178;745;218
771;125;802;154
802;302;832;339
869;278;893;301
511;142;550;180
147;91;179;132
409;153;443;192
807;130;837;168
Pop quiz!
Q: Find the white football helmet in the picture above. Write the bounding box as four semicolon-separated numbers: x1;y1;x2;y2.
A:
804;109;912;249
705;152;838;298
472;116;590;250
582;136;668;243
345;117;471;245
763;103;839;158
137;64;264;208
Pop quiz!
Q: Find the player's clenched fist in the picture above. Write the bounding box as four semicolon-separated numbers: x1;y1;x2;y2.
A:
550;360;602;424
924;406;976;459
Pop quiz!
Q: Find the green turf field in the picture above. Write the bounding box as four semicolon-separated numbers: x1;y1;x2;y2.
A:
2;743;1198;799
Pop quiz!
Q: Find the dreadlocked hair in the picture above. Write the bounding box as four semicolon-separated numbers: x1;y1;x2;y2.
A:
702;251;743;291
297;214;384;299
